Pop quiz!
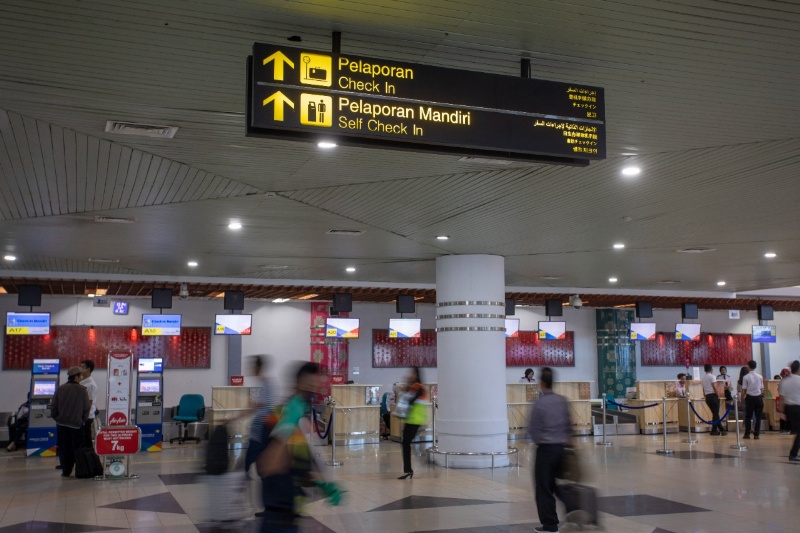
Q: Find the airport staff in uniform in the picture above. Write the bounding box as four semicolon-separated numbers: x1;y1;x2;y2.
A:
778;360;800;460
50;366;91;477
702;364;726;435
742;360;765;439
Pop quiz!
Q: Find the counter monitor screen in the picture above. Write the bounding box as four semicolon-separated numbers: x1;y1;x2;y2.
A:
752;325;777;343
139;379;161;394
538;321;566;340
6;312;51;335
214;314;253;335
389;318;421;338
630;322;656;341
505;318;520;338
32;359;60;375
138;358;163;373
675;323;701;341
141;314;181;336
32;380;57;397
325;318;360;338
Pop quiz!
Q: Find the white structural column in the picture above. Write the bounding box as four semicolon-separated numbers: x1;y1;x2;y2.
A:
435;255;509;467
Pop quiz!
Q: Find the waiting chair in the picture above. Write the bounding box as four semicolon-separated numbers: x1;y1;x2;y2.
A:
169;394;205;444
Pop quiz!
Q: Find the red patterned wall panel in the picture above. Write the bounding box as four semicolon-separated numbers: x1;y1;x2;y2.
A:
372;329;576;367
641;332;752;366
3;326;211;370
310;302;349;398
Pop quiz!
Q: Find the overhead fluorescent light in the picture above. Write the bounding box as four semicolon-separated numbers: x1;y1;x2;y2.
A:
621;166;641;176
187;261;198;267
3;255;16;261
436;235;449;240
105;120;178;138
346;266;356;273
272;298;291;303
317;141;338;149
228;221;242;230
613;243;625;249
608;277;618;283
764;252;777;258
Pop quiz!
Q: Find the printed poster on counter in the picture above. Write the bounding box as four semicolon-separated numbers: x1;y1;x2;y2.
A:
106;350;133;426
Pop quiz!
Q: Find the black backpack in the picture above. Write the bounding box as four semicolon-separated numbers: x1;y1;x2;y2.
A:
205;424;229;475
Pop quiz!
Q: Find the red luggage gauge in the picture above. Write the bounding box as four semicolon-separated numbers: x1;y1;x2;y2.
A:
95;426;141;455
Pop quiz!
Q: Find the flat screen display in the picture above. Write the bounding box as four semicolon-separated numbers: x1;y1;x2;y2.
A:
138;358;163;373
32;358;60;375
6;312;51;335
214;314;253;335
675;323;701;341
630;322;656;341
138;379;161;394
752;325;777;343
325;318;360;338
538;321;566;340
505;318;520;338
141;314;181;336
32;380;57;397
389;318;421;338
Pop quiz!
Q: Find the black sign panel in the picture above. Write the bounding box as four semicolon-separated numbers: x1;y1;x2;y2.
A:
247;43;605;164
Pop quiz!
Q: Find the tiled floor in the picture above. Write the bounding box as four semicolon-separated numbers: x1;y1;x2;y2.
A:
1;431;799;532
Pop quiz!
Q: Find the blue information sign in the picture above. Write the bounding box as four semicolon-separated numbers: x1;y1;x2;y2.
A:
6;312;51;335
141;314;182;336
113;301;129;315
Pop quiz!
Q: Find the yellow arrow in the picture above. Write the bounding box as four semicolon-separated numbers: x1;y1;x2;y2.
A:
262;91;294;121
262;51;294;81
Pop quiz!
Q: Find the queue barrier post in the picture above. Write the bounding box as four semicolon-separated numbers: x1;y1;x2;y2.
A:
326;400;343;467
596;395;612;446
684;396;697;444
730;392;748;451
656;396;674;455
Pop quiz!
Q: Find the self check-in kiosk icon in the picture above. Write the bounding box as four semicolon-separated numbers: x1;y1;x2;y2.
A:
300;94;332;127
300;53;332;87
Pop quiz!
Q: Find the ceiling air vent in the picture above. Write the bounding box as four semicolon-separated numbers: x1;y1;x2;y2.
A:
105;121;178;138
94;216;138;224
326;229;364;236
88;258;120;263
676;247;716;254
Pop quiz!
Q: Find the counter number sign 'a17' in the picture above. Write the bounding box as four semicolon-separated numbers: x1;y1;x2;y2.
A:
261;50;334;127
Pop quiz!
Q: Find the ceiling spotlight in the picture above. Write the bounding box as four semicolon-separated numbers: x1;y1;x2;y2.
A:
3;255;16;261
621;166;641;176
608;277;618;283
317;141;338;149
717;281;726;286
187;261;198;267
613;243;625;250
345;266;356;273
764;252;777;258
436;235;449;241
228;221;242;230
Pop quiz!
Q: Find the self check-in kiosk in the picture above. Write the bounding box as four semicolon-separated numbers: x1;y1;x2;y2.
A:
135;358;163;452
27;358;60;457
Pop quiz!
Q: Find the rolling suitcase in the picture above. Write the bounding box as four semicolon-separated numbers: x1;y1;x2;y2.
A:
560;482;599;528
75;446;104;478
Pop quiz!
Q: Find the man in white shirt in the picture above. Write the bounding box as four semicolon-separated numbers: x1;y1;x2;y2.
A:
741;360;764;440
702;364;726;436
778;360;800;460
80;360;98;446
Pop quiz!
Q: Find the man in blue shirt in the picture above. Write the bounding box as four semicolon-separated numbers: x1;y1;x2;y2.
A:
528;367;573;532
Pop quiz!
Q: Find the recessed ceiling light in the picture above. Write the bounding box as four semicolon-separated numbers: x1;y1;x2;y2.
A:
3;255;16;261
613;243;625;249
764;252;777;258
436;235;449;241
717;281;726;286
608;277;618;283
272;298;291;303
345;266;356;273
621;166;641;176
187;261;198;267
317;141;338;149
228;221;242;230
87;293;95;298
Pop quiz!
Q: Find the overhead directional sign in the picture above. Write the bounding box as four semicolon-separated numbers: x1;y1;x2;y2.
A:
248;43;605;164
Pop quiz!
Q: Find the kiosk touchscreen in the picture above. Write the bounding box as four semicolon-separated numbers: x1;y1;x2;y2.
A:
27;358;60;457
135;358;164;452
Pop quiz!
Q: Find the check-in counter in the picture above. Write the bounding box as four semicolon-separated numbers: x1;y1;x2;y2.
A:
507;381;593;437
210;386;258;448
330;384;381;445
389;383;435;443
677;382;713;433
764;380;780;430
631;380;679;434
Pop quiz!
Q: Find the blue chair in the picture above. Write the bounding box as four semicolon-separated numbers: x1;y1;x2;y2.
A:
605;392;620;411
169;394;205;444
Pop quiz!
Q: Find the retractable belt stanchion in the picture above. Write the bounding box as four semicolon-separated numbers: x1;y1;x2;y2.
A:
656;396;674;455
427;399;437;463
684;397;697;444
326;400;343;467
596;395;612;446
730;392;748;451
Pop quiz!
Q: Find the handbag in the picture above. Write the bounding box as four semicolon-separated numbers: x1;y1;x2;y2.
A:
394;392;414;419
557;447;582;482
